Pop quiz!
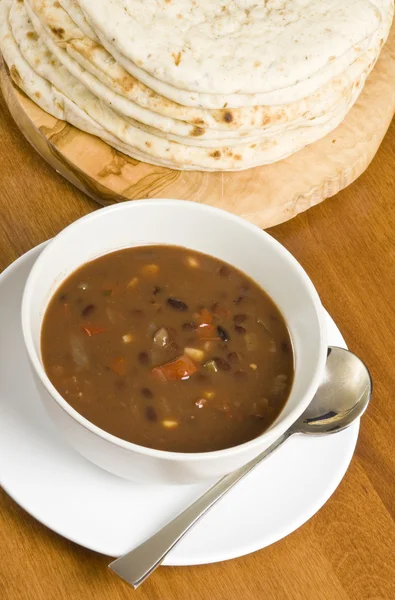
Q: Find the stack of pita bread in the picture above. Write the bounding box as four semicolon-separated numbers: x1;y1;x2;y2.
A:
0;0;393;171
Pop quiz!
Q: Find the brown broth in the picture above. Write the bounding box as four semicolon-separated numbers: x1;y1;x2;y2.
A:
41;245;294;453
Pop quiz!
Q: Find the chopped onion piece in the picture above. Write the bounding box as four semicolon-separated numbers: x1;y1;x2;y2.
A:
153;327;170;347
184;347;205;362
203;359;219;373
70;333;89;370
106;307;117;324
272;374;288;395
245;332;258;351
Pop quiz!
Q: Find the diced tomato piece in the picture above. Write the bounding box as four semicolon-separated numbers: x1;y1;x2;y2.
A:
81;325;107;337
196;308;213;325
196;323;220;341
152;354;198;382
109;356;127;377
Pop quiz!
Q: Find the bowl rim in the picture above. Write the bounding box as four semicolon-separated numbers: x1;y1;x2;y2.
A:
22;199;327;462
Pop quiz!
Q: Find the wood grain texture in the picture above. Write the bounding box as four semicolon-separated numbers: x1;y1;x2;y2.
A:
0;15;394;229
0;93;394;600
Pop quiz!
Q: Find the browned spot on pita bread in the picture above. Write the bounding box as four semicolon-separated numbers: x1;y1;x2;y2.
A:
223;111;233;123
172;51;182;66
34;91;41;99
190;126;205;137
51;26;65;39
210;150;221;159
145;141;152;148
10;65;22;86
26;31;38;41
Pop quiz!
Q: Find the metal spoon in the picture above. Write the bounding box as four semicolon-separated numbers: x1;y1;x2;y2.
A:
109;346;371;588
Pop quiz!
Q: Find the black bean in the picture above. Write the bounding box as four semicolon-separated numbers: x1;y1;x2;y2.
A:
138;352;149;366
213;357;231;371
182;321;196;332
153;286;161;295
227;352;241;364
217;326;230;342
167;297;188;311
234;314;247;325
234;325;247;335
141;387;153;399
59;293;68;303
145;406;158;422
219;265;231;277
81;304;95;318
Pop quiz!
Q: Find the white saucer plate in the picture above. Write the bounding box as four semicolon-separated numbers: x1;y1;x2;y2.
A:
0;243;358;565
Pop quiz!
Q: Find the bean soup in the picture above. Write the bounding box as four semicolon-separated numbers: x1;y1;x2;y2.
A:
41;246;294;453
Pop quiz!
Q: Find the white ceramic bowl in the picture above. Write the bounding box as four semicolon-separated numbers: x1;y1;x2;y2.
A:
22;200;327;484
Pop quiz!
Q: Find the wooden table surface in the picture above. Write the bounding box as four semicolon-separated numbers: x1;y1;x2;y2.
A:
0;91;394;599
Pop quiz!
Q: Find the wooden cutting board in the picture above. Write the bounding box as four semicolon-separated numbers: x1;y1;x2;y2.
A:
1;19;394;228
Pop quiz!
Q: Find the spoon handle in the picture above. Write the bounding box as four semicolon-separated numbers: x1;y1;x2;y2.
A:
109;431;291;588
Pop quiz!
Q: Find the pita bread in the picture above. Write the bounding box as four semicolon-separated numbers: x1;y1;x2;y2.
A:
76;0;390;107
1;0;393;172
2;0;375;171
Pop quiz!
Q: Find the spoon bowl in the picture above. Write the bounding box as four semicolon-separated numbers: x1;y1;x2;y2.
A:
292;347;372;435
110;346;371;588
